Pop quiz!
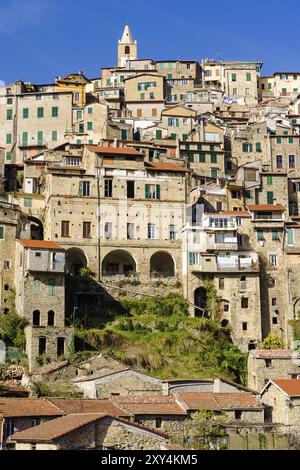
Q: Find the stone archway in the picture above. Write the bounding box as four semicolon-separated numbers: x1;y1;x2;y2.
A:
102;250;136;277
65;248;88;276
150;251;175;278
28;216;44;240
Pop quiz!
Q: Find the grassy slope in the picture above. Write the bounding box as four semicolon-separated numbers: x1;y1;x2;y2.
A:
74;295;247;384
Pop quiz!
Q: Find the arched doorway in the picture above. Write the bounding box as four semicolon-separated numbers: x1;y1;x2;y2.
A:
65;248;88;276
32;310;41;326
150;252;175;278
28;217;44;240
102;250;136;277
194;287;208;317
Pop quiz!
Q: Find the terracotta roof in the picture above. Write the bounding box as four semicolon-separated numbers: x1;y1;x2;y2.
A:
48;398;130;417
176;392;262;411
17;240;62;250
145;161;189;173
247;204;285;212
0;398;64;418
73;366;130;383
251;349;299;359
86;145;143;157
9;413;107;442
111;395;187;415
9;413;167;443
273;380;300;397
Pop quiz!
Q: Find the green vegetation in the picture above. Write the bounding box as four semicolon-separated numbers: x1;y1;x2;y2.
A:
32;380;83;398
0;290;27;350
74;295;247;383
182;407;228;450
259;331;285;350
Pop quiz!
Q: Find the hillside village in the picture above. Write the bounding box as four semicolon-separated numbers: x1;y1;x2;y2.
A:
2;26;300;450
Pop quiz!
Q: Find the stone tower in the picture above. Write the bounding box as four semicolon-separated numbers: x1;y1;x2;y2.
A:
118;25;138;67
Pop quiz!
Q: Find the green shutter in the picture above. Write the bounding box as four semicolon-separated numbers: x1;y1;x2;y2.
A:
182;134;188;141
0;226;4;239
171;133;177;140
52;131;58;141
6;134;12;144
145;184;150;199
88;107;93;114
7;109;13;120
79;181;83;196
267;176;273;185
24;198;32;207
52;107;58;117
37;131;43;145
189;153;194;162
6;152;11;161
287;228;295;246
22;132;28;144
121;129;127;141
211;153;217;163
87;122;93;131
199;153;206;163
276;137;282;144
156;185;161;200
232;73;237;81
37;107;44;118
246;73;251;81
256;142;261;152
189;253;194;265
267;192;274;204
23;108;29;119
289;136;294;144
156;130;162;139
257;230;264;241
48;283;55;296
211;169;218;178
272;230;279;241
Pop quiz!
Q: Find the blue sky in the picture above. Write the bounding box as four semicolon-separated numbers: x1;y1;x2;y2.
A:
1;0;300;84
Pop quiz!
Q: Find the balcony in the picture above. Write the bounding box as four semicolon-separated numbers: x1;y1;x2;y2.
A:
27;250;65;273
18;137;48;148
207;219;237;231
191;253;259;273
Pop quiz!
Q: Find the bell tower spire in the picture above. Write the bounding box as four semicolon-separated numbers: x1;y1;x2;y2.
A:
118;25;138;67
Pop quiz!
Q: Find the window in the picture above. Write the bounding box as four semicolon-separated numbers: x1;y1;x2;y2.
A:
272;230;280;241
211;169;218;178
48;310;55;326
272;298;277;306
121;129;127;141
33;281;42;294
87;122;93;131
155;418;162;429
6;152;11;161
150;92;155;99
267;191;274;204
37;107;44;118
104;179;113;197
169;225;178;240
148;224;156;240
242;322;248;331
0;226;4;240
256;142;261;152
241;298;249;309
276;155;283;169
199;153;206;163
288;136;294;144
156;130;162;139
6;133;12;144
7;109;12;120
246;73;251;81
219;278;225;290
77;110;83;119
88;107;93;114
61;221;70;238
24;198;32;207
285;228;294;248
23;108;29;119
235;411;242;420
269;255;277;267
232;88;238;96
32;310;41;326
242;143;253;152
216;201;223;212
104;222;113;239
39;337;46;356
240;276;247;291
245;88;250;95
189;253;200;265
4;261;11;269
289;155;295;168
37;131;43;145
140;93;145;100
257;230;265;242
267;175;273;185
189;153;194;162
36;95;42;100
52;131;58;142
79;181;91;197
7;97;13;104
232;73;237;82
127;223;135;240
83;222;91;238
265;359;272;368
127;181;135;199
137;109;143;118
53;94;59;100
48;281;56;296
211;153;217;164
168;118;179;127
145;184;160;200
272;317;278;325
52;107;58;117
152;108;157;117
125;46;130;54
276;137;282;144
74;92;80;101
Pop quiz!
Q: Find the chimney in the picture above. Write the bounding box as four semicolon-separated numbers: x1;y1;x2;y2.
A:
213;378;221;393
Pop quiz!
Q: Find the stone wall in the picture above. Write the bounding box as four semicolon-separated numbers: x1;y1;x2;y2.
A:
248;355;300;392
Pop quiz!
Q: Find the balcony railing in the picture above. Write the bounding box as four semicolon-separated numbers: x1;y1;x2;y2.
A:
215;242;238;250
18;138;48;148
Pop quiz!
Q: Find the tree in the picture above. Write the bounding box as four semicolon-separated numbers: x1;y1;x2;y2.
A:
260;331;284;350
185;407;228;450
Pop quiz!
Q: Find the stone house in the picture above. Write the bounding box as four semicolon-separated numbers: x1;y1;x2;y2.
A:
9;413;168;450
260;379;300;425
124;74;166;120
110;394;189;438
248;350;300;392
14;240;73;370
161;105;196;142
72;367;162;399
0;398;64;448
175;391;264;424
